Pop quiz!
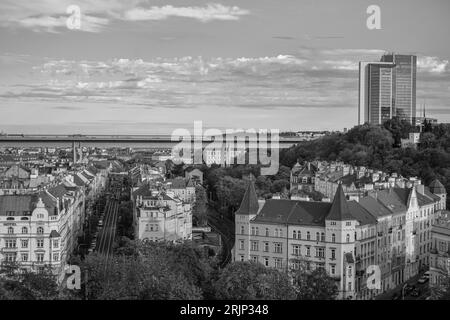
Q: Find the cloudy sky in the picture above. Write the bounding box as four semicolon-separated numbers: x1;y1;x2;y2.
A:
0;0;449;134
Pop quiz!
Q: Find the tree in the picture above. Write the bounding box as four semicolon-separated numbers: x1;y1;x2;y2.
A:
213;261;296;300
291;261;338;300
193;185;208;227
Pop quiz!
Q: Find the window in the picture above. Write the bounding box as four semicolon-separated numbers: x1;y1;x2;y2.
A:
239;255;245;262
251;256;258;263
263;242;269;252
330;265;336;275
265;228;269;237
36;253;44;262
239;240;245;250
348;282;352;291
37;239;44;248
316;247;325;258
22;227;28;234
274;258;283;269
251;227;256;235
307;231;311;240
306;246;311;257
331;248;336;260
255;227;259;236
5;253;16;262
293;230;297;239
346;221;351;226
346;234;350;243
21;240;28;248
279;229;283;238
274;243;282;253
264;257;269;267
321;232;325;242
7;227;14;234
21;254;28;262
330;221;336;226
240;226;245;235
348;265;352;277
53;240;59;248
316;232;320;241
274;229;279;237
53;253;59;261
251;241;259;251
5;239;16;248
292;245;300;256
332;234;336;243
37;227;44;234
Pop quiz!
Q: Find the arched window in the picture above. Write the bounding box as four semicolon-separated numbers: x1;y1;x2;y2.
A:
240;225;245;235
293;230;297;239
37;227;44;234
7;227;14;234
298;231;301;240
22;227;28;234
332;233;336;243
346;233;350;243
316;232;320;241
307;231;310;240
321;232;325;242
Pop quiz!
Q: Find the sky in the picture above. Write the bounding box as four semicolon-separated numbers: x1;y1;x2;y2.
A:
0;0;449;134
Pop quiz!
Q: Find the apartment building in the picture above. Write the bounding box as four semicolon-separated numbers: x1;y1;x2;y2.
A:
132;184;192;242
0;181;85;281
234;179;446;300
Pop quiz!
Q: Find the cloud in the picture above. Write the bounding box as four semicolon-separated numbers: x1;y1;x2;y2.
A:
123;4;249;22
0;1;249;32
2;48;450;122
418;56;449;74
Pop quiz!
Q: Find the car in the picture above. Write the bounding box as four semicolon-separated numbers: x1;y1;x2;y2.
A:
98;220;103;226
423;271;431;278
418;277;429;284
404;285;415;296
411;289;421;297
392;293;400;300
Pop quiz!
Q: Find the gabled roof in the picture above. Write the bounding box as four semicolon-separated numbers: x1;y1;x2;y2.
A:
326;184;354;221
47;184;68;199
430;179;446;194
359;196;392;218
347;200;377;226
235;182;259;216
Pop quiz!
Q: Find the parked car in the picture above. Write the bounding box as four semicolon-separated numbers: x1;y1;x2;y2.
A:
392;293;400;300
411;289;421;297
423;271;431;279
405;285;415;296
418;277;429;284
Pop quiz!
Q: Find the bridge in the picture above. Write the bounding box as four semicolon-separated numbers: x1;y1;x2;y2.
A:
0;134;309;144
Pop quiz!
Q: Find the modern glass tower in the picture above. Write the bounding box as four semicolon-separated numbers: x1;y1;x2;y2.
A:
358;61;395;125
380;54;417;124
359;53;417;125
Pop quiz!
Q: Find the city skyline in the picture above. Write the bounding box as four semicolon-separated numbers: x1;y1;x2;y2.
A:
1;0;450;134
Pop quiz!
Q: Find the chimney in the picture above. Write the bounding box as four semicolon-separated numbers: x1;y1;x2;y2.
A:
416;184;425;195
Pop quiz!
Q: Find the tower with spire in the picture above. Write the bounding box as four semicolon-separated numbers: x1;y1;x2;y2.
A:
325;183;357;299
234;181;260;262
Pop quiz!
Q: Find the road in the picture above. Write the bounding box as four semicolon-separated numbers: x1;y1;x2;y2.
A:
206;204;235;268
96;198;119;264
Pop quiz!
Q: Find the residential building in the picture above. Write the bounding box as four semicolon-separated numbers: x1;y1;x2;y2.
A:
131;184;192;242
